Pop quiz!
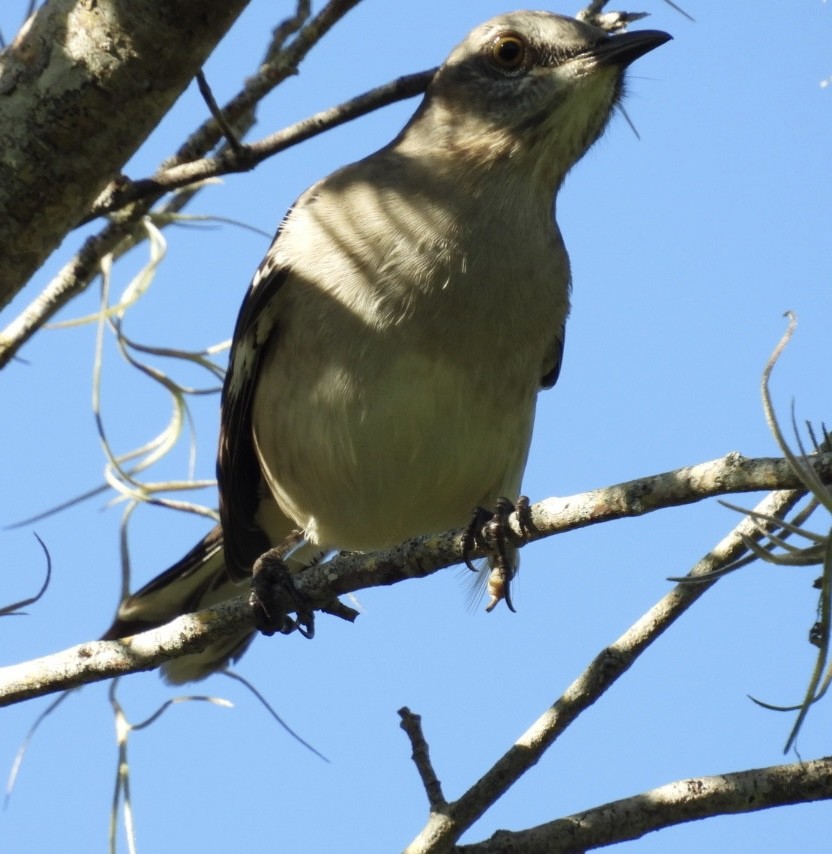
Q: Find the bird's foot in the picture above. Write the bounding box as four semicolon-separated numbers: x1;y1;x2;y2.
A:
462;496;532;613
249;541;314;638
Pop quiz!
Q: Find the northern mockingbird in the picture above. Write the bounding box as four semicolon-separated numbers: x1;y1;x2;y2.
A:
104;11;670;682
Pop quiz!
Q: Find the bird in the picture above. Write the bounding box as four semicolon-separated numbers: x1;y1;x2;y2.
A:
103;11;670;683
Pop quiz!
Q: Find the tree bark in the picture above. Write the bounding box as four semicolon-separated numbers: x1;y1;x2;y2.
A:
0;0;249;308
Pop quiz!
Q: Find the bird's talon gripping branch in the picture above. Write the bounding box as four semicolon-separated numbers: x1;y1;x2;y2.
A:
515;495;533;535
464;496;531;612
249;547;315;638
462;505;493;573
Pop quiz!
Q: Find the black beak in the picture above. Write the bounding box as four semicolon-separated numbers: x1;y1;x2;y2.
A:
591;29;672;69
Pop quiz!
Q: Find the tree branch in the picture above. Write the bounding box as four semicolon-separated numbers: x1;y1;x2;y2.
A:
1;452;828;707
0;64;432;369
402;486;806;852
399;707;447;810
84;68;436;221
0;0;249;308
457;757;832;853
0;0;369;369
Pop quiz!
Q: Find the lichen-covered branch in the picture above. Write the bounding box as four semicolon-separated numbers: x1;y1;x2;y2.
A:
1;452;828;707
457;757;832;853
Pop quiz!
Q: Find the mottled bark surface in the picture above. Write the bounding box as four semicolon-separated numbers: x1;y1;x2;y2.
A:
0;0;249;307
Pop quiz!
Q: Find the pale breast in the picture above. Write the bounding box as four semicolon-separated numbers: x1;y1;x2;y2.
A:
250;159;568;550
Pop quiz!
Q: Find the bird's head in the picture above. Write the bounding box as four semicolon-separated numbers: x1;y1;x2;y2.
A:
398;11;671;191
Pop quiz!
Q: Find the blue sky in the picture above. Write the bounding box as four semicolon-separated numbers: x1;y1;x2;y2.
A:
1;1;831;852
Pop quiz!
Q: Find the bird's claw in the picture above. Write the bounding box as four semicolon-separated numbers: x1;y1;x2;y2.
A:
462;496;532;613
249;547;314;638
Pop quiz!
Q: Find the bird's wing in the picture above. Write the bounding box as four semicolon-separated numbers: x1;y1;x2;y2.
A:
218;232;290;580
540;321;566;389
102;524;227;636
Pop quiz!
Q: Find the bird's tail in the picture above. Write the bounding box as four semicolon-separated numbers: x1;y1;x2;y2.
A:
102;525;255;684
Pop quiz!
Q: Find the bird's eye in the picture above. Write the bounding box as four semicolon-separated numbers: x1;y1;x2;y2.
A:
490;34;526;71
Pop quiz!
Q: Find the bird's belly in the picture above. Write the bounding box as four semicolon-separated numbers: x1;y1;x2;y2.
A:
252;347;537;551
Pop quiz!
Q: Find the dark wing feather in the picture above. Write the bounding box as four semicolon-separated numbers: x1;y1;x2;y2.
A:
101;525;257;683
540;322;566;389
217;239;290;580
102;525;226;637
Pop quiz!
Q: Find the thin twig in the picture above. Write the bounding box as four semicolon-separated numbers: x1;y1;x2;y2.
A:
195;71;244;153
84;68;435;221
399;707;446;809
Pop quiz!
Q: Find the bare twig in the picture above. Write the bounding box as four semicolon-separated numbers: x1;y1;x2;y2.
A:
84;69;436;221
457;757;832;853
195;71;244;154
0;220;146;369
399;707;446;810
